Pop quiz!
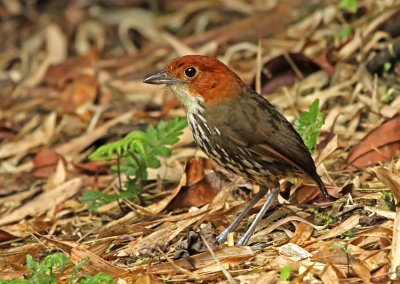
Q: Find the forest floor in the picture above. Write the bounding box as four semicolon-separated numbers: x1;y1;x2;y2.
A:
1;0;400;283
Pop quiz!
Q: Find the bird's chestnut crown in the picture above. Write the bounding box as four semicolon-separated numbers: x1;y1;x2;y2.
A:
165;55;246;104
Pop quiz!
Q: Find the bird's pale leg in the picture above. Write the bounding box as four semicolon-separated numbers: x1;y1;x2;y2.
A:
216;186;268;243
236;186;280;246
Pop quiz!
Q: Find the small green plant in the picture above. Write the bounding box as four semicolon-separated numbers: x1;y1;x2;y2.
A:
381;191;395;211
310;208;334;226
337;27;353;40
82;117;188;212
338;0;358;13
294;99;325;153
279;265;293;280
25;253;69;283
0;253;116;284
384;62;392;72
80;272;116;284
381;87;395;103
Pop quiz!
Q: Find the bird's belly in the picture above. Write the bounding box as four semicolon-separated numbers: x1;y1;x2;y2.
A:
187;114;291;185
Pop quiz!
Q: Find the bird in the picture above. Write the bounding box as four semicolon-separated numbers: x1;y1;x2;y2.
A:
144;55;331;246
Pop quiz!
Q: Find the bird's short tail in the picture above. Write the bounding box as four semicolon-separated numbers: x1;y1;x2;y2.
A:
314;175;330;199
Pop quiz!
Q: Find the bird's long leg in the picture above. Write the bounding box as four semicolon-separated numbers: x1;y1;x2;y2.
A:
236;186;280;246
216;186;268;243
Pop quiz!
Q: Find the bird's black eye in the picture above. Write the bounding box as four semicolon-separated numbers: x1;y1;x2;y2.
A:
184;67;197;78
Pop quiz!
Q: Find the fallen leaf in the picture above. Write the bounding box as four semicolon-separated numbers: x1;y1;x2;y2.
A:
163;158;218;210
73;160;113;174
253;53;321;94
347;114;400;168
59;73;98;112
0;178;82;226
319;263;344;284
134;274;164;284
290;222;314;246
351;256;371;284
275;243;312;260
44;49;97;87
70;246;135;281
371;264;389;283
33;150;66;178
315;214;360;241
391;210;400;281
149;246;255;274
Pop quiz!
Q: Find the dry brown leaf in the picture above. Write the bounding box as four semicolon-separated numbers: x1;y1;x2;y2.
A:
371;264;389;283
0;112;56;160
289;262;314;284
315;215;360;242
347;114;400;168
70;246;135;281
33;150;66;178
0;220;53;239
351;256;371;284
59;73;98;113
275;243;312;260
312;247;349;265
253;271;278;284
119;212;207;257
319;263;343;284
290;221;314;246
0;178;82;226
149;246;255;274
44;49;97;87
167;158;217;209
73;160;112;174
391;210;400;280
250;215;326;244
134;275;165;284
54;111;134;160
0;243;43;270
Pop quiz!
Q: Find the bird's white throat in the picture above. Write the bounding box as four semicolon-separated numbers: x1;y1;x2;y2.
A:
169;83;204;115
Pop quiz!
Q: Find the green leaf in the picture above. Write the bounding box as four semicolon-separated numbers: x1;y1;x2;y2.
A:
338;0;358;13
384;62;392;72
294;99;325;153
279;265;293;280
81;191;119;213
153;146;172;157
83;117;188;209
337;27;352;39
70;257;89;282
80;272;117;284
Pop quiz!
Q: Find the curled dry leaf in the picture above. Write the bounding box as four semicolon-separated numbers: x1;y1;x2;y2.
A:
33;150;66;178
167;158;218;209
347;114;400;168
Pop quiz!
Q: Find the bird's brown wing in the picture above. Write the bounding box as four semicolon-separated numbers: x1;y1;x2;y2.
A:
206;89;324;189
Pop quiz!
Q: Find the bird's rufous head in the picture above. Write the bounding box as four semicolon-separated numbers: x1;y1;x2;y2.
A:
144;55;245;108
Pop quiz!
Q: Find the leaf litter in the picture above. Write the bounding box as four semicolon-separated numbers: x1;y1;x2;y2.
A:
1;0;400;283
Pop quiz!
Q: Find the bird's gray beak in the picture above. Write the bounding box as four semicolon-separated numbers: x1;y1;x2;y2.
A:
143;72;179;85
